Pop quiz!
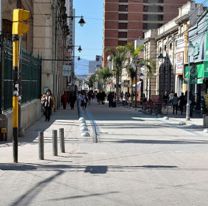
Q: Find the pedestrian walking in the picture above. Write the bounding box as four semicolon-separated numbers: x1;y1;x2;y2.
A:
80;93;88;110
172;93;178;115
41;89;53;121
178;93;186;115
69;92;76;110
61;91;68;110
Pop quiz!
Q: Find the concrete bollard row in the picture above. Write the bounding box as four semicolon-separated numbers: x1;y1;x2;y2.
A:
79;117;90;137
38;128;65;160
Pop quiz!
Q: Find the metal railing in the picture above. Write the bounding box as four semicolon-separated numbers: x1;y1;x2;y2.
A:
2;39;41;110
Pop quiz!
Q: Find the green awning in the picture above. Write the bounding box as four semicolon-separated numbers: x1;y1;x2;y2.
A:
184;62;208;84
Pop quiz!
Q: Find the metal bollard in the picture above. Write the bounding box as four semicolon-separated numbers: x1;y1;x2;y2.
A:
52;130;58;156
59;128;65;153
39;131;44;160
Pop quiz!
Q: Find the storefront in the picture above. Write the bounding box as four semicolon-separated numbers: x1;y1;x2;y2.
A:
184;11;208;110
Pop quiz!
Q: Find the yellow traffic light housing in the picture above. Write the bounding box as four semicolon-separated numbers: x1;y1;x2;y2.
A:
12;9;30;35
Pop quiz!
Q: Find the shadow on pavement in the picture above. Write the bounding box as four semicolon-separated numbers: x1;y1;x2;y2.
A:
85;166;108;174
47;191;120;201
103;138;208;145
10;170;64;206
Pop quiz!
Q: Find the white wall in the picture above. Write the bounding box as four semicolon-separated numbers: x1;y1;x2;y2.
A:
4;100;42;139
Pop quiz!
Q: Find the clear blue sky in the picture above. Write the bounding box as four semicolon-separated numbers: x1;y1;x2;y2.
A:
74;0;103;60
74;0;103;75
74;0;206;75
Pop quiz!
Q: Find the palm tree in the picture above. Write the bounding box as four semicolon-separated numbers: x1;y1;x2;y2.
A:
96;67;112;90
107;46;129;102
125;43;144;104
125;43;156;105
87;74;97;89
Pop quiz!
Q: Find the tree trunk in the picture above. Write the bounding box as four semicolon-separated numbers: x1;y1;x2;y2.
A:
131;77;134;105
116;72;119;103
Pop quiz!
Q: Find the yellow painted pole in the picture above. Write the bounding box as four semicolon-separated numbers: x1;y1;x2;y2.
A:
12;37;19;163
12;9;30;163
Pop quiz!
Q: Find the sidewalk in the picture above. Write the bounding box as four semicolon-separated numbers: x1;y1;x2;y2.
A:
0;106;87;163
117;103;204;128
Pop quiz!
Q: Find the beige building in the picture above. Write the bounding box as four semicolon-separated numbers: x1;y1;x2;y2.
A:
33;0;71;106
0;0;73;138
144;1;204;99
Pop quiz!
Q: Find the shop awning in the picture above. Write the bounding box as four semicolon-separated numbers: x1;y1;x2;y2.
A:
184;62;208;84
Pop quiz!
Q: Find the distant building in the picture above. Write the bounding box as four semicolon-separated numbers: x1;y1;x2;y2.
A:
103;0;189;65
89;55;102;75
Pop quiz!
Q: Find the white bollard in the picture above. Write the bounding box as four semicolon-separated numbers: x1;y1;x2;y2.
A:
163;116;169;120
79;117;85;122
203;129;208;133
81;131;90;137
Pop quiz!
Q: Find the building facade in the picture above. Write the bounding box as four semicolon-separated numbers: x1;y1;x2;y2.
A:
143;1;204;99
89;55;102;75
103;0;189;65
33;0;70;106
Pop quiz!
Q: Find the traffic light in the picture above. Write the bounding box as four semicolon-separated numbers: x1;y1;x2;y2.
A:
12;9;30;35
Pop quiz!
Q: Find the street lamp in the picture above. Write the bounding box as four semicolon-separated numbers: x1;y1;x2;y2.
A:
68;45;82;53
186;41;194;121
132;57;143;108
67;15;86;26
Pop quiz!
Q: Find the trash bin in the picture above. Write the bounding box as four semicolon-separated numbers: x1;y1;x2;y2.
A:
0;114;8;141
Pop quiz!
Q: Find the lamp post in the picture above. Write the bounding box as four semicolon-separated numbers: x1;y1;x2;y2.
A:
67;15;86;26
186;41;194;121
133;57;143;108
68;45;82;53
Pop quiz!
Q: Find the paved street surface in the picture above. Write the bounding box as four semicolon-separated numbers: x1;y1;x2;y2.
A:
0;102;208;206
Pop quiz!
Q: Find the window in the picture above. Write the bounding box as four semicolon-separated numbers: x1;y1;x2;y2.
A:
143;14;163;21
118;40;127;46
143;23;162;30
119;5;128;12
118;32;127;38
119;14;128;20
143;5;163;12
118;23;128;29
143;0;163;3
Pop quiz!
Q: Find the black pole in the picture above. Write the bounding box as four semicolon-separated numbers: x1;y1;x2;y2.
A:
39;131;44;160
52;130;58;156
59;128;65;153
0;34;3;114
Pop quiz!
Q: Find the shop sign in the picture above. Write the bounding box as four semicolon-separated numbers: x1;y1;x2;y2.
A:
62;65;72;76
189;13;208;63
176;52;184;74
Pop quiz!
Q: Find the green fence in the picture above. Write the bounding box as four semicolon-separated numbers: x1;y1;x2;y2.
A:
3;40;41;110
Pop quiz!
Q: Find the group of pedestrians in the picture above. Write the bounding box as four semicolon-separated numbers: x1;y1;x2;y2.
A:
41;90;77;121
96;91;106;105
163;91;195;116
61;91;76;110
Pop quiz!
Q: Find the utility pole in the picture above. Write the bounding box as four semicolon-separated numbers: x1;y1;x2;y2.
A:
12;8;30;163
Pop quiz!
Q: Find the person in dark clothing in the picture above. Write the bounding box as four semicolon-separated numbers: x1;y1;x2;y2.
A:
172;93;178;115
61;92;68;109
107;92;114;107
41;90;53;121
178;93;186;115
163;91;169;106
69;93;76;110
100;91;106;104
